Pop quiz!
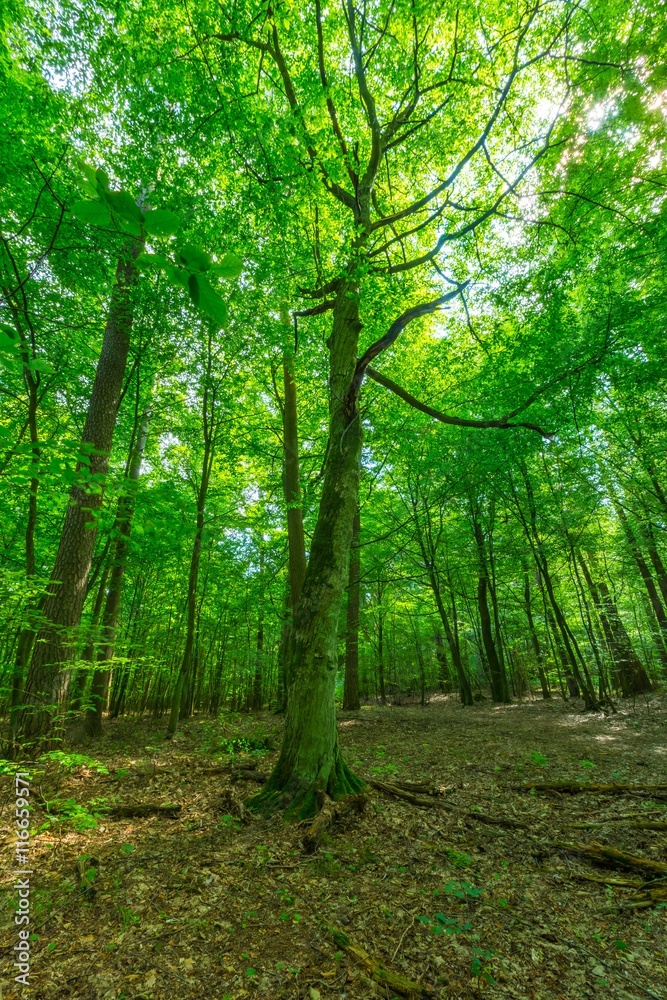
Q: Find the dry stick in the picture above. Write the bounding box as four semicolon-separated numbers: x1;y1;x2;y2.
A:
369;778;527;829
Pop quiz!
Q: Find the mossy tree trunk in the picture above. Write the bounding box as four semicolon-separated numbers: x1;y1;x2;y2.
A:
342;508;361;711
250;281;366;818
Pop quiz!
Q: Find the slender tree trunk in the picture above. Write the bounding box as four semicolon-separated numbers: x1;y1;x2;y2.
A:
14;243;140;751
614;501;667;667
523;569;550;698
251;551;265;710
275;309;308;712
342;508;361;710
250;280;365;818
473;519;510;703
434;631;450;692
377;603;387;706
85;405;151;737
578;552;650;694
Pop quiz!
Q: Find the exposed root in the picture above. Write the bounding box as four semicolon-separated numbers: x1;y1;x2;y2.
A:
302;791;366;853
516;781;667;794
302;793;337;854
560;840;667;876
220;787;252;823
328;926;433;998
369;778;526;829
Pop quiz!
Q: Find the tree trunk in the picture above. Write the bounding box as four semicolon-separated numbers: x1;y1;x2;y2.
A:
342;508;361;710
275;310;308;711
523;569;550;698
85;405;151;737
434;631;450;692
249;280;365;818
377;604;387;706
14;243;140;751
473;518;510;703
615;501;667;669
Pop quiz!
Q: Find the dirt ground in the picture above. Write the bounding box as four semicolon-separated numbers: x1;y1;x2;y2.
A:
1;694;666;1000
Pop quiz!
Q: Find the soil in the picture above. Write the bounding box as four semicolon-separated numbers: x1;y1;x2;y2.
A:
1;694;666;1000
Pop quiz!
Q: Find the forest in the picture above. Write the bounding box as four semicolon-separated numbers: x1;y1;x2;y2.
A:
0;0;666;997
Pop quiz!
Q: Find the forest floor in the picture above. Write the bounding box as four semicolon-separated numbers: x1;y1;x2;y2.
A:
1;694;666;1000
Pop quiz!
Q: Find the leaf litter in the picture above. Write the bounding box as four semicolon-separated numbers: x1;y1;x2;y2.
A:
0;695;665;999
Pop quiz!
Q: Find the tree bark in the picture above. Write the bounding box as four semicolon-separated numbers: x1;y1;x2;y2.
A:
14;243;140;750
250;280;365;818
85;405;151;737
166;387;215;738
342;508;361;710
523;568;550;698
472;517;510;703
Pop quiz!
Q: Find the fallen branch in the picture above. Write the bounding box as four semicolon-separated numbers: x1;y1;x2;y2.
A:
516;782;667;794
561;840;667;876
369;778;526;829
109;803;181;819
328;926;433;998
569;819;667;831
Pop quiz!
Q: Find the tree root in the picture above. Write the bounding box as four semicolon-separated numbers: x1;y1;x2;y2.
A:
220;786;252;823
516;781;667;794
560;840;667;876
302;792;366;853
369;778;526;829
328;926;433;998
203;762;258;775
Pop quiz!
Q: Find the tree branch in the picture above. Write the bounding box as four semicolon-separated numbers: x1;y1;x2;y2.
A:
366;367;552;437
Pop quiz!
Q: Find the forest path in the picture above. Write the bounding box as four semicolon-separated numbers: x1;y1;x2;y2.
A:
1;696;665;1000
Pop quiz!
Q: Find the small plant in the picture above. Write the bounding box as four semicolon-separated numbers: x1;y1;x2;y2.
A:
437;880;484;901
445;849;472;868
417;913;472;935
118;906;140;929
471;948;496;985
38;797;104;832
529;752;548;767
39;750;109;774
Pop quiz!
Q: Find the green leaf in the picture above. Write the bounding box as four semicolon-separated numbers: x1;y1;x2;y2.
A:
165;265;189;288
143;209;180;237
178;244;210;271
103;189;142;221
188;272;200;306
95;168;111;191
196;277;228;325
211;252;243;279
115;214;143;237
136;252;170;270
70;200;112;227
